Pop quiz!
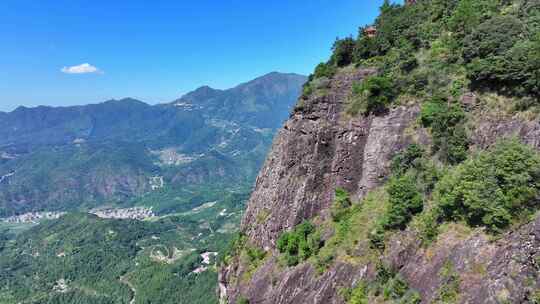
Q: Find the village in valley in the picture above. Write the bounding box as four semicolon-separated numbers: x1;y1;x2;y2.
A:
1;207;156;224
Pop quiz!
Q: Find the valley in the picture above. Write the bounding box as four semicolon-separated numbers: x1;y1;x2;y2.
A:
0;72;306;304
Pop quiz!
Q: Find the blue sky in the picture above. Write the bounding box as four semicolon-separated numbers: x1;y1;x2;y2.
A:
0;0;397;112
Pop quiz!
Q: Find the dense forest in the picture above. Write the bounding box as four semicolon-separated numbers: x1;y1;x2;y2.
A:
0;189;248;303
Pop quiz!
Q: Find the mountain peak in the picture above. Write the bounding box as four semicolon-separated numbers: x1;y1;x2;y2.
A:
178;72;307;104
177;85;223;103
102;97;147;105
237;72;307;88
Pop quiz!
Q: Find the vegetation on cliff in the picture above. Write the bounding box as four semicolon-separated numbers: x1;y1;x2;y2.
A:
225;0;540;302
298;0;540;252
433;139;540;232
304;0;539;114
277;221;322;266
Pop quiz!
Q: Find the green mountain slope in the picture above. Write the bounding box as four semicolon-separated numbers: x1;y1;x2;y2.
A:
0;189;247;304
0;72;306;216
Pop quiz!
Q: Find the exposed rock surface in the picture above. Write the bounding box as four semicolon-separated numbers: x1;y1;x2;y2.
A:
241;68;419;250
387;218;540;303
222;68;423;303
471;115;540;150
221;68;540;303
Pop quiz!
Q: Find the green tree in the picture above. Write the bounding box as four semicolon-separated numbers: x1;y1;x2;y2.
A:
391;144;424;176
277;221;322;266
332;37;356;67
331;188;353;222
348;283;369;304
434;140;540;232
529;32;540;100
461;15;540;95
347;75;396;116
420;98;469;164
383;175;423;230
312;62;337;79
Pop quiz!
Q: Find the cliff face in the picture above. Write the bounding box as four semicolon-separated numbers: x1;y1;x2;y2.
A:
241;68;422;249
220;68;540;304
387;216;540;303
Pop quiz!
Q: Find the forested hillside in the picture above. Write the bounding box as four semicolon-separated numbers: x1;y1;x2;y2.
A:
0;72;306;303
0;190;248;303
0;72;306;216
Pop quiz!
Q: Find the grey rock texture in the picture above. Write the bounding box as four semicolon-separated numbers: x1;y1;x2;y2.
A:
387;217;540;303
471;115;540;150
241;68;419;250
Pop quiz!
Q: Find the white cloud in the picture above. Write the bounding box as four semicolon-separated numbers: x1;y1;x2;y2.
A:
61;63;103;74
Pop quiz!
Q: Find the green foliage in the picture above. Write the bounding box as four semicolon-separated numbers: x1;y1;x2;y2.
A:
332;37;356;67
462;14;539;96
463;15;524;62
447;0;500;41
532;289;540;304
347;75;396;116
237;297;250;304
415;209;440;245
530;32;540;100
420;98;469;164
314;189;390;272
383;275;409;300
305;0;538;103
434;139;540;232
370;264;422;303
393;144;442;195
245;246;266;265
435;261;461;303
353;33;379;62
343;282;369;304
382;175;423;231
368;224;386;250
277;221;322;267
347;0;539;101
342;266;421;304
402;291;422;304
313;62;337;80
370;144;436;249
301;82;314;100
128;253;219;304
222;233;247;266
331;188;353;222
354;2;428;61
236;241;267;283
0;198;243;304
391;144;424;176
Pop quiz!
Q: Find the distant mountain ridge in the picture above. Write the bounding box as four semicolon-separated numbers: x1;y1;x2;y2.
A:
0;72;306;152
0;72;307;216
174;72;306;128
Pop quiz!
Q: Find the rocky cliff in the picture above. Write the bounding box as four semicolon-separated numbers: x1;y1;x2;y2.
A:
218;1;540;302
219;66;540;304
240;68;420;250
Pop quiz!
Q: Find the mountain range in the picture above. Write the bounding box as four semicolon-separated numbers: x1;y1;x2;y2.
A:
0;72;306;216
